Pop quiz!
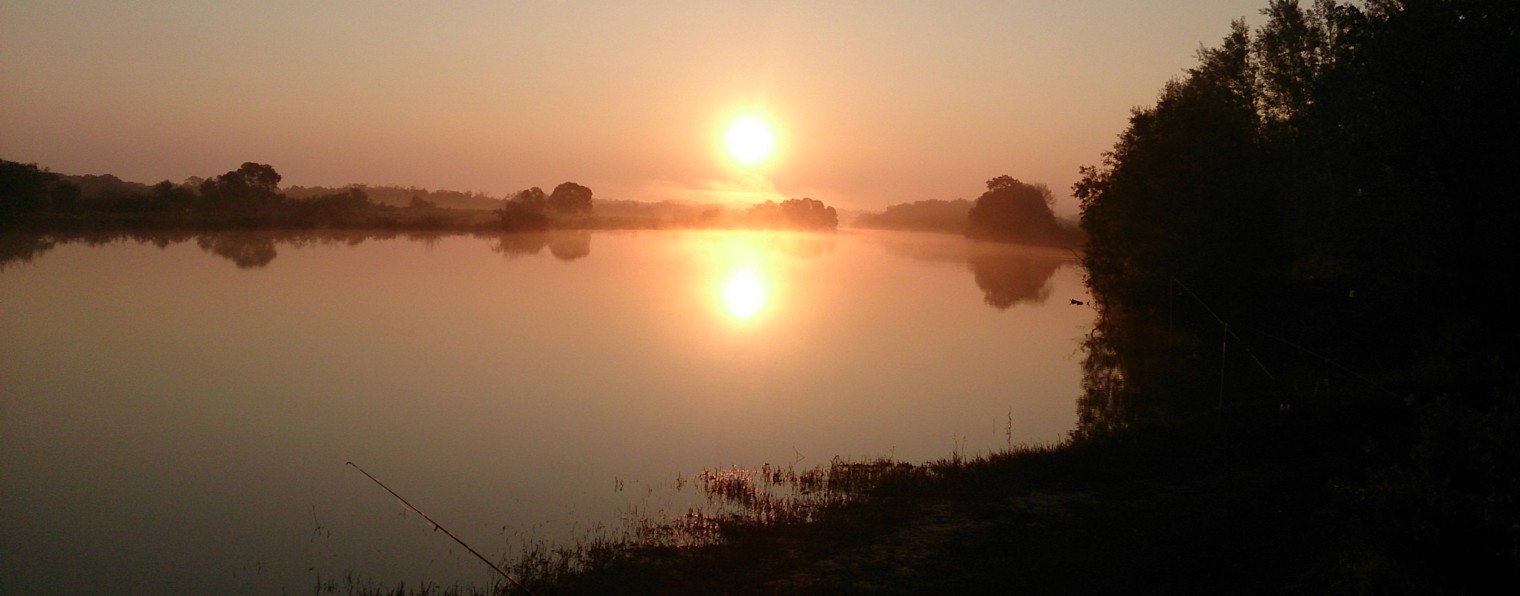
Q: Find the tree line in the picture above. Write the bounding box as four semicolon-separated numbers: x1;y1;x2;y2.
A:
496;182;595;231
1078;0;1520;425
3;159;844;233
853;176;1081;248
2;160;397;228
0;160;605;231
0;228;598;272
1074;0;1518;589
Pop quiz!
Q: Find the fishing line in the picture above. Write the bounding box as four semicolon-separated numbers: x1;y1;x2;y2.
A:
346;461;537;596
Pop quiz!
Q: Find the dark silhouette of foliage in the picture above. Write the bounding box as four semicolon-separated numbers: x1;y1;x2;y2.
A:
494;182;593;230
1075;20;1283;425
497;187;553;231
287;187;374;224
3;161;844;235
199;162;283;211
1;160;80;221
745;198;838;230
966;176;1080;247
1077;2;1520;587
854;199;972;233
547;182;593;215
496;202;550;231
286;185;501;210
65;173;152;206
1079;0;1520;425
149;180;196;212
513;187;548;211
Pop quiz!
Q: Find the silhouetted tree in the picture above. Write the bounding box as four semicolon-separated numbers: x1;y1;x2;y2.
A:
781;198;837;229
66;173;151;205
199;162;283;211
547;182;593;215
497;187;552;231
1076;19;1286;426
746;197;838;229
288;186;374;224
966;176;1076;247
1;160;80;220
512;187;548;211
50;177;83;212
1076;0;1520;437
149;180;196;212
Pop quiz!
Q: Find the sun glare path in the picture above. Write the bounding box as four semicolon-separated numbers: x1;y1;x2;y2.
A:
725;116;775;166
722;268;768;319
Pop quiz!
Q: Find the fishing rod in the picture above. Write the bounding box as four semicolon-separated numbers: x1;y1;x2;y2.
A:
346;461;537;596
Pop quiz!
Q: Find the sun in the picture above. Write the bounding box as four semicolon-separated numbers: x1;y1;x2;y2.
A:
724;116;775;166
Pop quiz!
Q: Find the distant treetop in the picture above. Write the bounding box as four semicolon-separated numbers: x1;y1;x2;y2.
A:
966;175;1078;248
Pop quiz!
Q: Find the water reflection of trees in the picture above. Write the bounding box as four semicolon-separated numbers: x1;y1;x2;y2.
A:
967;250;1063;309
0;234;58;271
196;233;278;268
1074;299;1203;440
0;229;595;271
870;232;1070;310
489;230;592;262
0;229;844;273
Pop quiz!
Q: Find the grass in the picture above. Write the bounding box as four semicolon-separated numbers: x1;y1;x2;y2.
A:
325;392;1453;595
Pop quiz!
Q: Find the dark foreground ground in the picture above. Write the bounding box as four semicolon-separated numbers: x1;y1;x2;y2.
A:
527;398;1461;595
337;394;1516;595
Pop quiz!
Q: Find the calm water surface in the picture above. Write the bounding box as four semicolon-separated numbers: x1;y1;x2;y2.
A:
0;229;1091;593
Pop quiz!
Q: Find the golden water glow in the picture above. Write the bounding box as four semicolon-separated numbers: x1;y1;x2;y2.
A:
724;116;775;166
722;268;768;319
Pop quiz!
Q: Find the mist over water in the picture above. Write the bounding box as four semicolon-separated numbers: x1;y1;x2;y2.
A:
0;229;1091;593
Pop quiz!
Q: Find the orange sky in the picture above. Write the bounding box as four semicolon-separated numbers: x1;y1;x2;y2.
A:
1;1;1274;216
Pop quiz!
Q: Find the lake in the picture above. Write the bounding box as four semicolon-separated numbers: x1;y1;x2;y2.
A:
0;228;1092;594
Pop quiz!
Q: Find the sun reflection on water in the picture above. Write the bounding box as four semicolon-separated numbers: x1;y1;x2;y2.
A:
695;230;833;324
722;268;767;319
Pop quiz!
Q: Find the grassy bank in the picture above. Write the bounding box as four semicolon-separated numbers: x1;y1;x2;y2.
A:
320;391;1515;595
536;399;1416;595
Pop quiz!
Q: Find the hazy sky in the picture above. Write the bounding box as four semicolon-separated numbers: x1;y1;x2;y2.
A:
3;1;1272;215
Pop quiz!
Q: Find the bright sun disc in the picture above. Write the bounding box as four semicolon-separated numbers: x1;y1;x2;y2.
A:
723;268;767;319
725;116;775;166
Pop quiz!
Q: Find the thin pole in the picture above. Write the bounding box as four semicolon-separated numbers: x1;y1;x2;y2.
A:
346;461;537;596
1245;326;1394;397
1171;276;1281;387
1169;278;1175;347
1219;324;1228;408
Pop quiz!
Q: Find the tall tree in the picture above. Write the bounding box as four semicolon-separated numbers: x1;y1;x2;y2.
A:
1076;20;1279;425
1076;0;1520;432
547;182;593;215
965;176;1070;247
0;160;80;219
199;162;283;209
